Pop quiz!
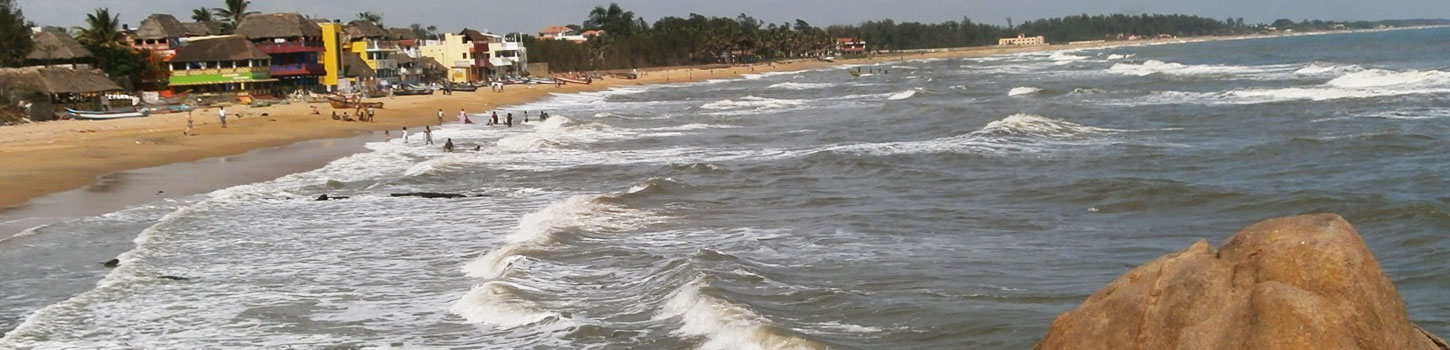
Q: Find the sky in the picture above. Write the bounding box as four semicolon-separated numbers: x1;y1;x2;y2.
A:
17;0;1450;34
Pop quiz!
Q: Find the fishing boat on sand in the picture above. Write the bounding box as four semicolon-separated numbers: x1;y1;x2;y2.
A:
66;107;150;120
554;75;592;85
393;88;434;96
327;96;383;109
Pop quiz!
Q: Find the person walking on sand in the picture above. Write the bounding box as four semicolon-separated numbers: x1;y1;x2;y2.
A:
184;110;194;135
437;109;444;124
218;107;227;128
424;126;434;145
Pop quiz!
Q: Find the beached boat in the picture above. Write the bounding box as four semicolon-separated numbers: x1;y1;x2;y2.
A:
327;96;384;109
447;84;478;92
393;88;434;96
555;76;592;85
66;108;150;120
849;70;862;77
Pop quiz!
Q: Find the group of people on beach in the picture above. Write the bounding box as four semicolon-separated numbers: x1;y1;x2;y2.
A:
442;109;550;128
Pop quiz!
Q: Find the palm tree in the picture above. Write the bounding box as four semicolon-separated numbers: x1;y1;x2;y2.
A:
76;8;124;48
356;11;381;25
191;7;213;22
212;0;257;32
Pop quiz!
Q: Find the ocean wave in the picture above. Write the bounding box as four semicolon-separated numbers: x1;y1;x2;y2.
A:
449;281;561;327
1107;59;1285;77
887;89;920;100
655;277;824;350
1293;61;1361;76
824;114;1119;156
462;194;657;280
1325;69;1450;88
701;96;806;110
1008;86;1043;96
766;82;836;90
1106;53;1135;60
495;116;626;151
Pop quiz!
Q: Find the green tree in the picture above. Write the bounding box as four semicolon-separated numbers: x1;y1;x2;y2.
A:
191;7;213;22
0;0;34;68
357;11;382;26
76;8;125;48
212;0;257;33
86;45;155;90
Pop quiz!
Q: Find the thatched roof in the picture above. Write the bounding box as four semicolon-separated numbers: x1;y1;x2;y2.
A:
183;22;221;36
0;67;122;94
236;13;322;39
389;28;417;41
345;20;389;39
135;14;189;40
27;30;91;61
343;54;375;78
169;35;271;62
459;28;489;42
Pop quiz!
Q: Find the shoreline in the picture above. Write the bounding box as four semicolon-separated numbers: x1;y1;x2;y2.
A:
0;31;1331;210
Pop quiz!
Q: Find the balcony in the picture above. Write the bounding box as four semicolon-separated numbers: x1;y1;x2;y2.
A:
452;60;473;68
271;63;326;76
488;57;515;67
255;41;324;54
171;66;271;77
372;59;397;71
493;42;523;51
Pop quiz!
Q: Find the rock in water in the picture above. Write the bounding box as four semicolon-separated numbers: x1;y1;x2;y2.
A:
1035;214;1448;350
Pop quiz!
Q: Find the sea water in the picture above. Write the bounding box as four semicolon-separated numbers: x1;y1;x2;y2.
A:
2;27;1448;349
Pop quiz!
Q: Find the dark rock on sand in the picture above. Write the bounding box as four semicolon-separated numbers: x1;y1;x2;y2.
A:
1036;214;1448;350
389;192;467;199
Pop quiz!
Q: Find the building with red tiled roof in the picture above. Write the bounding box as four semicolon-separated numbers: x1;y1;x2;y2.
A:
836;37;867;56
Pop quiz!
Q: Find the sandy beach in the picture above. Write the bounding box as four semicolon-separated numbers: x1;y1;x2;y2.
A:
0;36;1254;210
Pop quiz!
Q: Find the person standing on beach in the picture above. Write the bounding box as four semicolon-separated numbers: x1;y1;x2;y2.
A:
218;107;227;128
367;107;375;122
184;110;194;136
458;109;467;124
424;126;434;145
437;109;444;124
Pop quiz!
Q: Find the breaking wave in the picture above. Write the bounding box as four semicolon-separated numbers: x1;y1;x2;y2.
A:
1008;86;1043;96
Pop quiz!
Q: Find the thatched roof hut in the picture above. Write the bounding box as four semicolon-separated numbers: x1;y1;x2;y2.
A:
169;35;271;63
389;28;417;41
343;54;376;78
459;28;490;42
0;66;122;94
26;30;92;62
236;13;322;39
135;14;189;40
182;22;221;36
345;21;389;39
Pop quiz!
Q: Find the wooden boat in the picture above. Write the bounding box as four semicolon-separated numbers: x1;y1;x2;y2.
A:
447;84;478;92
364;90;389;98
327;96;383;109
849;69;862;77
66;108;150;120
393;88;434;96
555;76;591;85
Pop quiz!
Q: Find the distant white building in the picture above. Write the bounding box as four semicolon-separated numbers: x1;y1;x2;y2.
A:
999;34;1045;46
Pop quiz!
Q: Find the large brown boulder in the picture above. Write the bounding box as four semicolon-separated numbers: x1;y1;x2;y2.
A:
1036;214;1448;350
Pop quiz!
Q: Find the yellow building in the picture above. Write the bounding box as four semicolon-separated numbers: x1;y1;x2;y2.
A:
320;22;342;87
420;32;474;83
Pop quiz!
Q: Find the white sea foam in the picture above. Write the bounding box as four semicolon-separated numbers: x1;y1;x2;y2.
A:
462;195;655;280
767;82;836;90
973;113;1120;138
824;114;1119;157
1107;59;1286;77
449;281;560;327
1106;53;1135;60
655;278;822;350
887;89;920;100
1325;69;1450;88
701;96;806;110
1293;62;1361;75
1008;86;1043;96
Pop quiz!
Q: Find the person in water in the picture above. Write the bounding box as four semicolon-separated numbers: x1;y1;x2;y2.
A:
424;126;434;145
491;111;499;126
505;113;513;127
443;138;455;152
